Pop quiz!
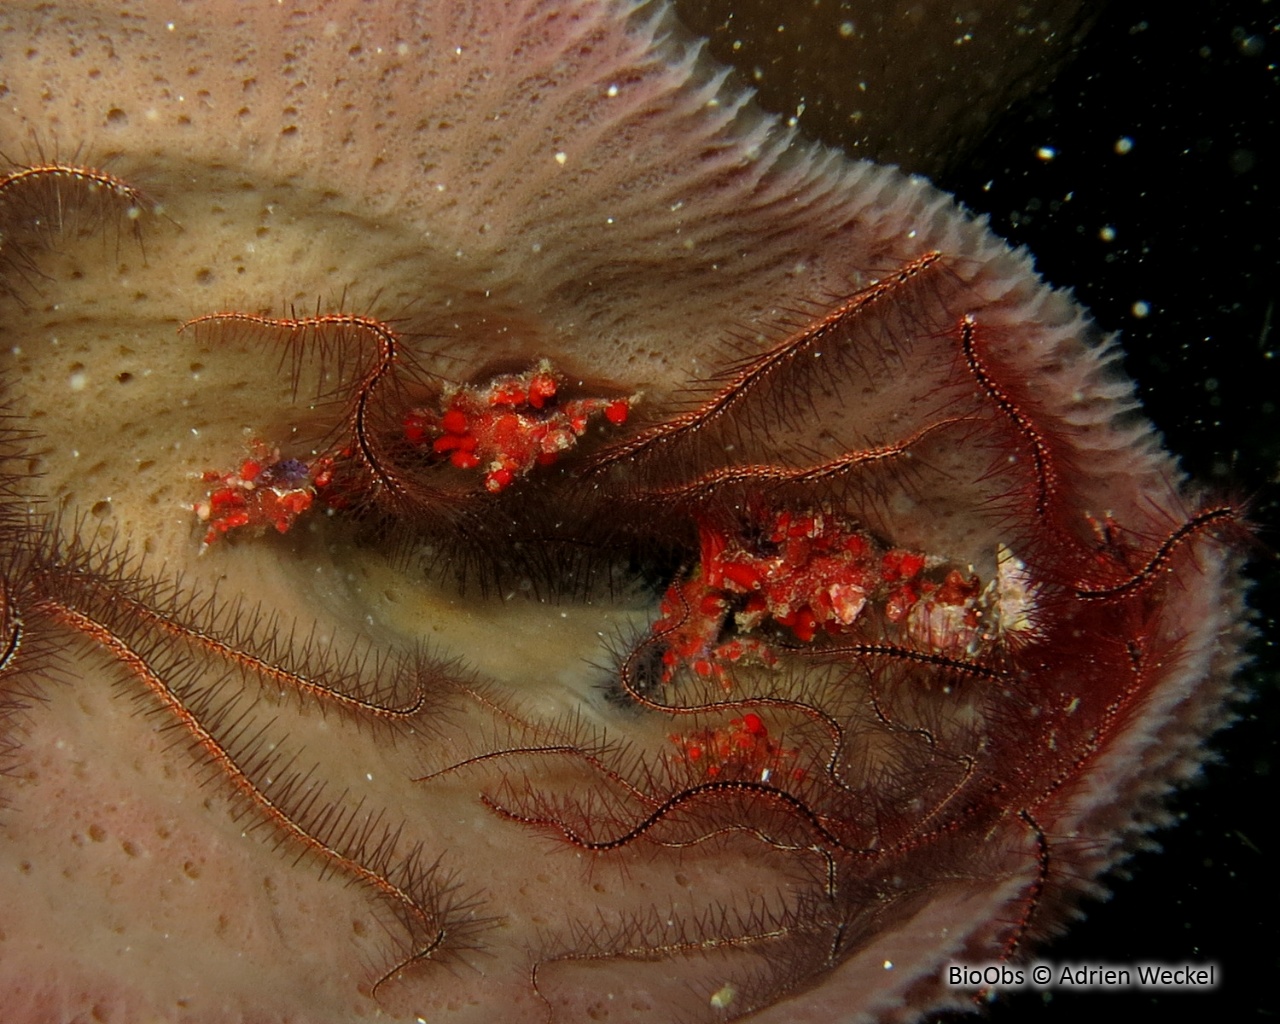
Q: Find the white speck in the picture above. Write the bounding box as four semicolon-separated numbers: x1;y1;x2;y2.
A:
1099;225;1117;242
606;84;619;97
605;217;614;225
1036;146;1056;161
839;21;855;37
554;151;567;165
166;21;175;30
366;772;374;781
68;371;88;391
530;242;542;254
883;959;894;970
1238;34;1264;57
190;428;200;437
1115;136;1134;154
1132;300;1151;319
454;46;463;56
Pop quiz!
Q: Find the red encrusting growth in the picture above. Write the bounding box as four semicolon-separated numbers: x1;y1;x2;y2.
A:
668;711;805;782
193;443;319;548
401;359;633;493
648;506;1016;688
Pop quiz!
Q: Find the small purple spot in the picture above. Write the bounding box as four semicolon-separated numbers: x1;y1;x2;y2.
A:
259;459;309;488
